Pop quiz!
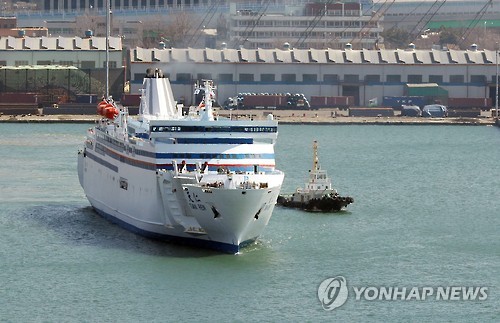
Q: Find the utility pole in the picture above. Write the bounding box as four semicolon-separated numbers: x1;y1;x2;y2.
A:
496;42;499;119
105;0;110;99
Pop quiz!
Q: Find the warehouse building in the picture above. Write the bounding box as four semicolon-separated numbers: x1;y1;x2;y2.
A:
128;45;499;108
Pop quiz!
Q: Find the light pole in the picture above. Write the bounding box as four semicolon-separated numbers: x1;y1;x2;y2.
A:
105;0;110;99
496;42;499;119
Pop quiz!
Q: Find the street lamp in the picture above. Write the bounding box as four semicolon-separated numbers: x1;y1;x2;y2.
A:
496;42;499;119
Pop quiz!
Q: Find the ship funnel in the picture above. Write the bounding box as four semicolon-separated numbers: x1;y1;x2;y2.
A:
140;68;180;119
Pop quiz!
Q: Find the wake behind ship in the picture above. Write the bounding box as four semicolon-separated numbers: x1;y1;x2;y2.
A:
77;68;284;253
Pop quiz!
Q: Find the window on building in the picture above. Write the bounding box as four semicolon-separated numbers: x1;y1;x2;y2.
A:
302;74;317;83
197;73;212;80
470;75;486;84
386;75;401;83
218;74;233;83
449;75;464;83
101;61;117;68
37;60;51;65
81;61;95;69
323;74;338;84
281;74;296;83
0;61;6;66
60;61;74;66
176;73;191;83
235;73;254;82
344;74;359;83
15;61;29;66
261;74;275;82
239;73;254;82
407;75;422;83
133;73;145;81
429;75;443;83
365;75;380;83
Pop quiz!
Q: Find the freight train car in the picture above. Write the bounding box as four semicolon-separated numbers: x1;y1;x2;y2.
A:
447;98;492;110
310;96;355;109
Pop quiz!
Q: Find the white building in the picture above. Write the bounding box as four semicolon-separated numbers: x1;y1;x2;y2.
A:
0;34;122;68
229;2;383;49
129;45;498;107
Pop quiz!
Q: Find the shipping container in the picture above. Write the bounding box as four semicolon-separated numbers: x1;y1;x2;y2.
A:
447;97;492;110
120;94;142;106
243;95;287;108
382;96;426;109
310;96;354;108
405;83;448;97
0;92;38;104
75;94;98;104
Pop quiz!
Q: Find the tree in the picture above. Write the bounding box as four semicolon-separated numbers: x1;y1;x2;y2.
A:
381;27;411;49
141;13;194;48
438;28;459;47
163;13;194;47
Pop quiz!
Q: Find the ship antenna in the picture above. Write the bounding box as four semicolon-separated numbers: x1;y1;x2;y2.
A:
200;80;215;121
312;140;319;172
105;0;110;100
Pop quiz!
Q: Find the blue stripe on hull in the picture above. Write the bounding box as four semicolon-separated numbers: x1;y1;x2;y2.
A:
91;206;256;254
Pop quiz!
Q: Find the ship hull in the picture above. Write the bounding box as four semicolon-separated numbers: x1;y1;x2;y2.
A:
78;150;283;253
91;205;256;253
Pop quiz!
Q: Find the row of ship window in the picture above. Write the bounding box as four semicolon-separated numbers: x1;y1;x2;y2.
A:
150;126;277;133
97;136;271;160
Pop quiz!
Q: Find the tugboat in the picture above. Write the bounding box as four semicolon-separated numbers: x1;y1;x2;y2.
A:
277;140;353;212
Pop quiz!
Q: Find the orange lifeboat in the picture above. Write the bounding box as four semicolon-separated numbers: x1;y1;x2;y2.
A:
97;100;118;119
104;104;119;119
97;100;107;115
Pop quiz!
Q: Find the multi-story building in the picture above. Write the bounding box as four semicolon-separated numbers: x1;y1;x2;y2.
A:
38;0;222;11
0;16;48;37
372;0;500;31
229;2;383;49
44;15;144;46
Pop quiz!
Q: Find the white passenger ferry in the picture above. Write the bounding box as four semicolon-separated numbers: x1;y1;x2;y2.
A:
77;68;284;253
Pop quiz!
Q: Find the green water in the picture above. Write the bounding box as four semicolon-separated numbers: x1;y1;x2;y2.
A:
0;123;498;321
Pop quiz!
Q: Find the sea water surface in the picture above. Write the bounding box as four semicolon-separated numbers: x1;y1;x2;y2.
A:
0;123;499;322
